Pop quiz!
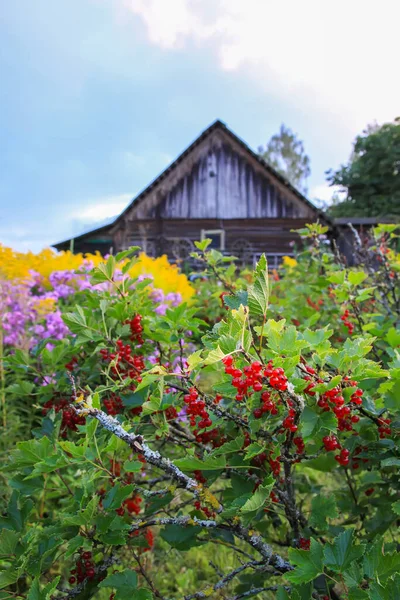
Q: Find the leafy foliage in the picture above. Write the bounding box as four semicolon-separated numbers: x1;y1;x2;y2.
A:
327;117;400;218
0;228;399;599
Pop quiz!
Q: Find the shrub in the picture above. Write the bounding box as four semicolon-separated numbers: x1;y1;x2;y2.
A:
0;229;399;600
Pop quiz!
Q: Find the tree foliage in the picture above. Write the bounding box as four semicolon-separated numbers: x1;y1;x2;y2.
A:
258;124;311;194
327;117;400;218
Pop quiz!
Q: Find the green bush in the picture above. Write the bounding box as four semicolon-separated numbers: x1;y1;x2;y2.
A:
0;227;399;600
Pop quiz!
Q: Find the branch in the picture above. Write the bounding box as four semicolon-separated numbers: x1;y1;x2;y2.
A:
129;516;293;573
184;560;268;600
132;550;165;599
75;406;201;497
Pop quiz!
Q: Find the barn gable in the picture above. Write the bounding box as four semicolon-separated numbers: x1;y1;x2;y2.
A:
113;120;318;227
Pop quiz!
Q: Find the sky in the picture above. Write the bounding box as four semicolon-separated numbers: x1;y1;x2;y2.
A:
1;0;399;252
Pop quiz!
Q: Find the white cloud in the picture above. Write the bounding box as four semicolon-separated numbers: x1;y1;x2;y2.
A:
123;0;400;133
310;183;345;208
72;193;132;223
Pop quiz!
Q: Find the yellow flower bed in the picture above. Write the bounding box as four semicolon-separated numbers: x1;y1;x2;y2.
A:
128;253;194;301
0;245;194;302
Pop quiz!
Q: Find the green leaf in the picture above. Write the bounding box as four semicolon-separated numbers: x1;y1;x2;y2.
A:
123;460;143;473
381;458;400;468
0;529;19;556
248;254;269;317
328;271;345;285
276;587;291;600
244;442;265;460
300;406;337;439
133;590;153;600
348;271;368;286
186;350;203;370
27;577;61;600
385;327;400;348
391;501;400;515
323;529;365;573
347;589;369;600
204;346;226;365
63;496;99;526
363;538;400;583
309;494;338;531
194;238;212;251
103;484;135;511
160;524;202;550
287;538;324;584
0;570;20;589
15;437;53;466
223;290;249;310
220;494;253;519
369;575;400;600
99;570;138;599
301;327;333;347
240;476;274;513
174;455;226;471
210;435;244;457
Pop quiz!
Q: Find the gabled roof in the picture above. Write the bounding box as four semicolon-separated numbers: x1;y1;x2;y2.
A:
53;119;328;249
111;119;326;227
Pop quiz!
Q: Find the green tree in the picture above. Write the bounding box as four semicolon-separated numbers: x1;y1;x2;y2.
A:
258;124;311;194
327;117;400;218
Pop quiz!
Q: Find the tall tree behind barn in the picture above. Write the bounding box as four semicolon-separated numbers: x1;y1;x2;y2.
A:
53;120;326;266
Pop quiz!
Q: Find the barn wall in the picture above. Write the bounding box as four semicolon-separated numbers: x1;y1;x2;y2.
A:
120;218;309;257
149;144;307;220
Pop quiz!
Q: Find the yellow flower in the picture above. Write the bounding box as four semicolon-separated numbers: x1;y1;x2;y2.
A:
0;245;194;302
125;253;194;301
282;255;297;268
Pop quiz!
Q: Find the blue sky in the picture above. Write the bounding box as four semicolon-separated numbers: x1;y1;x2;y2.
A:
1;0;399;251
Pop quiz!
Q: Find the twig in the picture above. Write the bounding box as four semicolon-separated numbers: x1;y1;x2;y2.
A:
132;550;165;599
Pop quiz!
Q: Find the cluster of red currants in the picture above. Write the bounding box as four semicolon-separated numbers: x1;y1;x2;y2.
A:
253;391;278;419
340;308;354;335
65;356;78;371
193;426;225;447
194;470;206;484
306;296;324;311
69;550;96;584
352;445;369;470
335;448;350;467
282;406;298;432
377;417;392;439
194;500;215;518
126;314;144;344
116;495;142;516
293;436;305;454
263;361;288;391
249;451;281;478
298;537;310;550
42;398;85;439
322;435;340;452
103;392;124;416
317;384;362;432
99;340;145;382
129;528;155;553
223;356;288;404
183;387;212;430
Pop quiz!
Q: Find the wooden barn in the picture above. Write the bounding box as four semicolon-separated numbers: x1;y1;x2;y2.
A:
54;120;327;267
